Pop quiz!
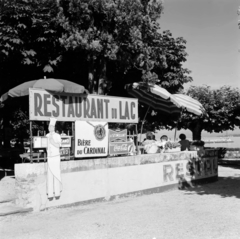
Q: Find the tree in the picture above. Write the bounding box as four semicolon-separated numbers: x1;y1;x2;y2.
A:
156;31;192;93
175;85;240;140
0;0;193;96
0;0;64;93
0;0;194;143
58;0;192;95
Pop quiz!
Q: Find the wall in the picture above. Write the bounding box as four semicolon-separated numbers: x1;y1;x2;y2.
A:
206;147;240;159
14;150;218;212
222;148;240;159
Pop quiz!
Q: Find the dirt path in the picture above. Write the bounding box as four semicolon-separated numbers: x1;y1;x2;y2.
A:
1;165;240;239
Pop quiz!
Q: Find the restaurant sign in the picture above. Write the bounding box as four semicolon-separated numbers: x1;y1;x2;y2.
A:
74;121;109;158
29;89;138;123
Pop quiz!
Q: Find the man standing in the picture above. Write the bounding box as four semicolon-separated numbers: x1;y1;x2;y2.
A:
46;118;62;199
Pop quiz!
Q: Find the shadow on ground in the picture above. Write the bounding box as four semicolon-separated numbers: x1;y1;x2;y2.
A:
182;165;240;199
218;160;240;170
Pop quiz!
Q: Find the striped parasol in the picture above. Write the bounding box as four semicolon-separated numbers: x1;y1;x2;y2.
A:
126;83;181;115
171;94;205;141
172;94;205;116
125;83;182;140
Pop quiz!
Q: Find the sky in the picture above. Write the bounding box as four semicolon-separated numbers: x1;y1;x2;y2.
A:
154;0;240;138
159;0;240;89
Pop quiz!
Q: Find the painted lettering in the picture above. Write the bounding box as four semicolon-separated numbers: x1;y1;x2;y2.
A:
67;96;75;117
43;94;51;117
119;101;125;119
97;99;103;118
104;99;109;119
91;98;97;118
124;102;130;119
60;96;67;117
52;95;59;117
131;102;135;119
34;93;43;116
83;147;106;154
175;163;183;179
75;97;82;117
78;139;91;146
163;165;174;182
84;98;91;118
30;89;138;122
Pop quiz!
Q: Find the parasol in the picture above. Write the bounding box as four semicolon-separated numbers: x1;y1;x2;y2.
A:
0;78;88;104
0;77;89;162
125;83;181;141
171;94;205;116
126;83;181;115
171;94;205;141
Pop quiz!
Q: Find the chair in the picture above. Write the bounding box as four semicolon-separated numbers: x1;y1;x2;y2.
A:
20;152;41;163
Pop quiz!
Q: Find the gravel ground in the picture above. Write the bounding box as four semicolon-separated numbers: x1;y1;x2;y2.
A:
1;165;240;239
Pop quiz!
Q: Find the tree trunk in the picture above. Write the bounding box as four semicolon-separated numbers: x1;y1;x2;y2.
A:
191;121;202;140
88;58;95;94
98;58;106;95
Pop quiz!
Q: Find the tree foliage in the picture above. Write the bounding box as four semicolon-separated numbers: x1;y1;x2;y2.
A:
58;0;192;94
0;0;64;92
0;0;194;142
176;85;240;140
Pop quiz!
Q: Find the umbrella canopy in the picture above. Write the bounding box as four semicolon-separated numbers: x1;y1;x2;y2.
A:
126;83;183;141
0;78;88;103
126;83;181;115
172;94;205;116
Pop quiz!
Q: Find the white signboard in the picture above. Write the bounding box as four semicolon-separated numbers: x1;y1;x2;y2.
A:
29;88;138;123
33;137;48;148
75;121;108;158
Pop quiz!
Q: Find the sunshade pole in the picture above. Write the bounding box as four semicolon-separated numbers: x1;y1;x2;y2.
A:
72;122;75;159
174;108;184;141
30;121;33;163
135;124;138;154
140;106;150;143
174;125;178;141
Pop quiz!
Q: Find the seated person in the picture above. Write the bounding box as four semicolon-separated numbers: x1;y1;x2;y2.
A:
142;132;159;154
178;134;190;151
157;135;168;147
160;135;168;142
128;137;136;155
142;132;155;146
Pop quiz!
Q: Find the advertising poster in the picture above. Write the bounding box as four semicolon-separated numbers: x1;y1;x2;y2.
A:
75;121;108;158
61;136;71;148
109;141;133;155
109;129;127;142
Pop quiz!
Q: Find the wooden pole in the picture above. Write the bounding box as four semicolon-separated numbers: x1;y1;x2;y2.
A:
174;109;184;141
71;122;75;159
30;121;33;163
135;124;138;154
140;106;150;143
